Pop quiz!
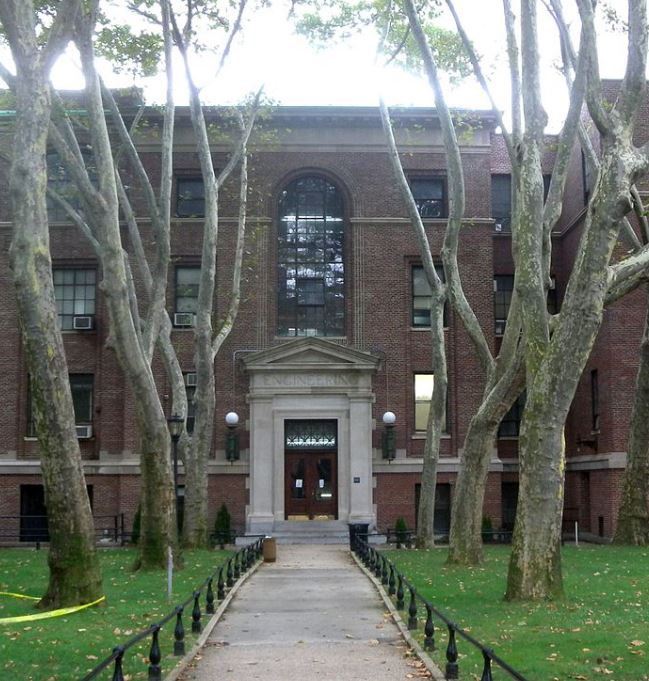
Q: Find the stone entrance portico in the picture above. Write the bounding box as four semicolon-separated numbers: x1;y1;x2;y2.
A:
242;338;380;535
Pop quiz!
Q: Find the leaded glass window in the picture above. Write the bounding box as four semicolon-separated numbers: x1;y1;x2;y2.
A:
285;420;337;449
278;176;344;337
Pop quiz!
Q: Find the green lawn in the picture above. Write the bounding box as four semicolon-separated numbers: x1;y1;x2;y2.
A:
385;545;649;681
0;547;233;680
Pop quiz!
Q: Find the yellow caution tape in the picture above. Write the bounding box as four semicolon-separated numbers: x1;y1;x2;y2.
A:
0;594;105;624
0;592;40;601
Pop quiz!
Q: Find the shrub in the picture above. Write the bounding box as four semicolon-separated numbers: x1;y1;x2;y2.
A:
213;503;232;549
395;517;409;548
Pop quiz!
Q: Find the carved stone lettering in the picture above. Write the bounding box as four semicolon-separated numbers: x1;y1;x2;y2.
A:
262;373;352;387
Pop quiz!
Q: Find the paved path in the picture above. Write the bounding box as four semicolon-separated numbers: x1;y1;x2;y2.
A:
179;545;430;681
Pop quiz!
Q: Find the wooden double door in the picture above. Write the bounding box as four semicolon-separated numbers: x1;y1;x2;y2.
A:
285;450;338;520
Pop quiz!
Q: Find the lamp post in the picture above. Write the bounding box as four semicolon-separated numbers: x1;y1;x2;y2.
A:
167;413;184;527
225;412;240;463
382;411;396;462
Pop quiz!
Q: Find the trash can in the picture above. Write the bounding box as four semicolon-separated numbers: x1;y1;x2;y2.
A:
348;523;369;550
262;536;277;562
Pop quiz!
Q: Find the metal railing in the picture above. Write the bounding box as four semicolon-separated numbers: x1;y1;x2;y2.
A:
353;535;529;681
81;538;264;681
0;515;127;546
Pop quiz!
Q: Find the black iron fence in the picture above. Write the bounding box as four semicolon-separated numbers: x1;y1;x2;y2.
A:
0;515;127;545
353;535;529;681
81;538;264;681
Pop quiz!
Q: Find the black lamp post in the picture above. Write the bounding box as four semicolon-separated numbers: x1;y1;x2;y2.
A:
382;411;396;462
167;414;184;526
225;411;240;463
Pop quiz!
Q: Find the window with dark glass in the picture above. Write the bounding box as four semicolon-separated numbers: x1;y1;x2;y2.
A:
70;374;93;426
46;151;95;222
412;265;448;327
498;392;525;437
27;374;93;436
175;266;201;321
53;268;96;331
277;176;344;337
495;274;557;335
176;177;205;217
184;372;196;434
491;174;551;232
591;369;599;431
494;275;514;335
410;178;446;218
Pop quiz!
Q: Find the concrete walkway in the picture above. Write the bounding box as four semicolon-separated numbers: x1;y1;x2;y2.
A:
178;545;431;681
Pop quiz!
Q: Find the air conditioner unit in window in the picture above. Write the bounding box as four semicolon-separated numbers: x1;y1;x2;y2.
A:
185;372;197;387
75;424;93;439
174;312;195;327
495;319;507;336
494;222;503;232
73;315;94;330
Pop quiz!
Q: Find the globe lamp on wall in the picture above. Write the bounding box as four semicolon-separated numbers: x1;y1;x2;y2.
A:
225;411;240;463
382;411;396;462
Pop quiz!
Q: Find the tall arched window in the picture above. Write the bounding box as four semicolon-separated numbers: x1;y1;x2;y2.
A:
277;176;344;337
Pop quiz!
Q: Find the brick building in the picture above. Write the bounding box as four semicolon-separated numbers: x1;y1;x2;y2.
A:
0;103;642;541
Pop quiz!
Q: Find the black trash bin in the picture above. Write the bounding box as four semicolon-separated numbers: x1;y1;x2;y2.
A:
348;523;369;550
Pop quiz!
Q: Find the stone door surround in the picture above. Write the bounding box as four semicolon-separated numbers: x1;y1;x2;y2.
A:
243;338;380;535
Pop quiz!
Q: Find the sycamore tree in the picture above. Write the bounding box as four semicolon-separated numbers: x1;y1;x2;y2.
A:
40;0;260;557
0;0;103;606
397;0;649;599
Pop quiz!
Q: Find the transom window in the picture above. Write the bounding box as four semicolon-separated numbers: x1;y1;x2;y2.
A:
410;178;446;218
277;176;344;337
285;420;337;449
53;269;96;330
176;177;205;218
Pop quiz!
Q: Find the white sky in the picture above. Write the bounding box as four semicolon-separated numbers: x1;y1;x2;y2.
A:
46;0;631;132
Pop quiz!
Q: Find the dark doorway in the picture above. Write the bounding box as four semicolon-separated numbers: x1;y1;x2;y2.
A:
501;482;519;531
20;484;94;542
20;485;48;542
414;483;451;535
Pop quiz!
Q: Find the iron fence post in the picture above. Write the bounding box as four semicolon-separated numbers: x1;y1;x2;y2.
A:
174;607;185;656
192;591;202;634
206;577;215;614
407;586;417;630
112;646;125;681
147;626;161;680
424;604;435;650
446;625;459;679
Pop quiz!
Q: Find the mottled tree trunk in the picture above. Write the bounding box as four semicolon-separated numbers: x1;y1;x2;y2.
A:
507;132;639;598
447;418;498;565
0;0;102;607
614;287;649;544
72;13;177;569
506;390;565;600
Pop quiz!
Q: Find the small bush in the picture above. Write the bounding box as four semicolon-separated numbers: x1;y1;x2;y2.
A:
213;503;232;548
395;517;409;547
482;515;493;542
